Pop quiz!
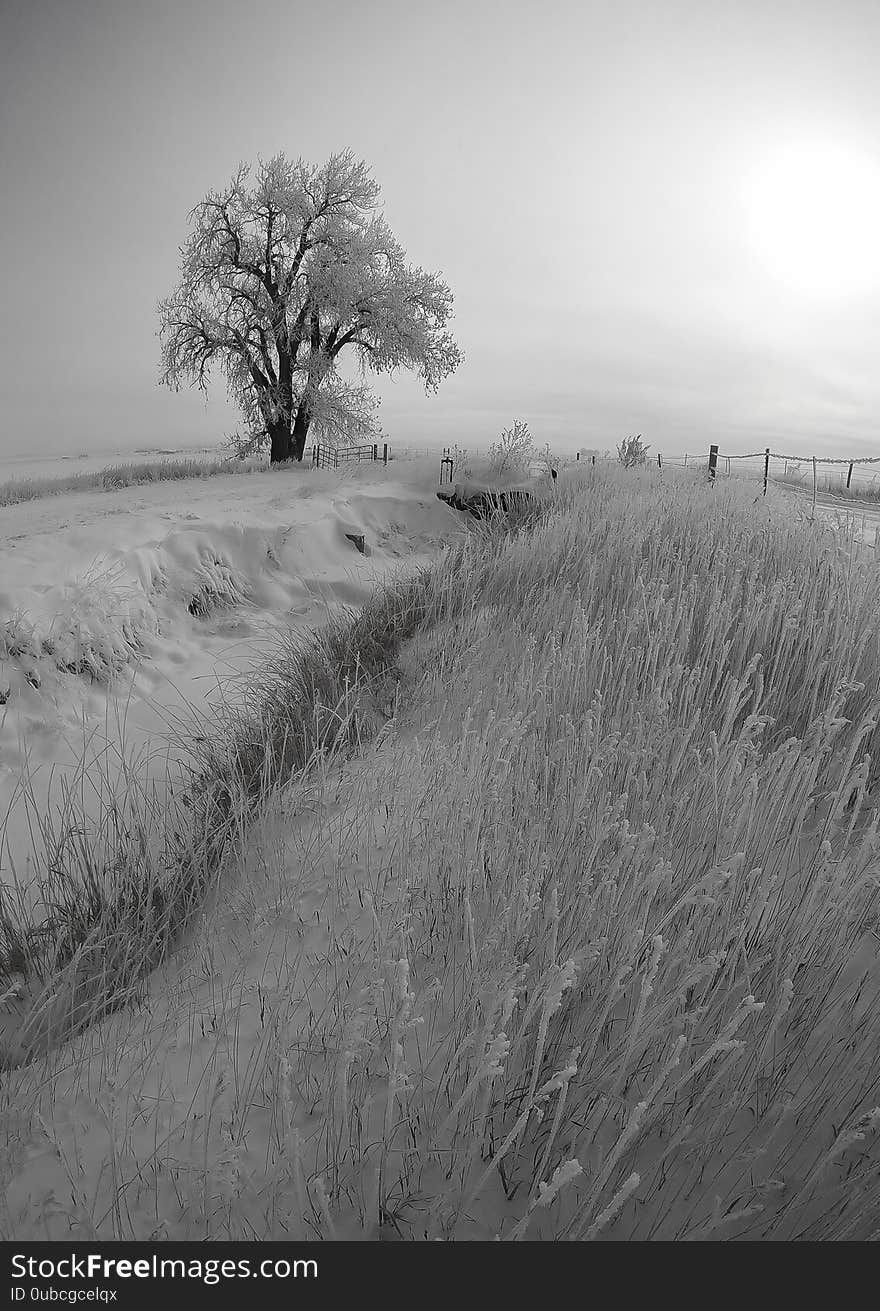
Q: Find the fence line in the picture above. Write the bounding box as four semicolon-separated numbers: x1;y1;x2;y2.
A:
421;441;879;514
706;443;880;515
436;449;696;482
717;448;880;466
311;442;388;470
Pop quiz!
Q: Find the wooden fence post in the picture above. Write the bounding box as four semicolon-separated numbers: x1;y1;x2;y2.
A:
372;443;378;461
847;461;854;489
383;442;388;465
576;452;580;461
657;453;662;469
708;444;718;480
812;456;818;519
684;453;688;467
592;455;596;466
763;448;770;496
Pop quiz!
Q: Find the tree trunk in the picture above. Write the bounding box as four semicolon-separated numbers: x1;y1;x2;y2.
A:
268;416;291;463
290;405;312;462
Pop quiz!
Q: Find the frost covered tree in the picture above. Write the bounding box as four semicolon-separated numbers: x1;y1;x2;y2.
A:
159;152;462;462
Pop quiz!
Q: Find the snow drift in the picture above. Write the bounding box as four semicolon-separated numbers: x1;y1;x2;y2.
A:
0;458;463;889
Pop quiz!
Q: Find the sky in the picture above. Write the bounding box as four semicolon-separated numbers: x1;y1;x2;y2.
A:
2;0;880;461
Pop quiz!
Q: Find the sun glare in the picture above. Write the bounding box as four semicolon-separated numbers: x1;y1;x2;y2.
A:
743;138;880;298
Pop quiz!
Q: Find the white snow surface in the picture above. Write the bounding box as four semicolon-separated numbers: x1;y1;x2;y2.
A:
0;455;463;887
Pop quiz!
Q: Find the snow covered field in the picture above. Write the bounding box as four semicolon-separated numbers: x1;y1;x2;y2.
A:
0;442;227;489
3;462;880;1240
0;453;462;894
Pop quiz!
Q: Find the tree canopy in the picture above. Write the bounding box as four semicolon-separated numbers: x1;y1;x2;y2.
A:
159;151;462;461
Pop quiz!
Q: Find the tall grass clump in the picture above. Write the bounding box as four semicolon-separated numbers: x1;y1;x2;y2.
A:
236;465;880;1240
4;465;880;1240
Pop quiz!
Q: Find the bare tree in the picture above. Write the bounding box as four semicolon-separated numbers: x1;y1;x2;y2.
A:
159;152;463;462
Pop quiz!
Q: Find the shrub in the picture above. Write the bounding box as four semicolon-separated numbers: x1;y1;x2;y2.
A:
617;434;650;468
488;419;535;474
536;441;557;476
452;444;473;479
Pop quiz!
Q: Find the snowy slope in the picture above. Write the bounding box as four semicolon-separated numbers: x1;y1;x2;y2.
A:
0;456;463;889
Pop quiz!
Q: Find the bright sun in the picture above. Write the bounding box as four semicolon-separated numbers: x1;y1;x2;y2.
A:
743;138;880;298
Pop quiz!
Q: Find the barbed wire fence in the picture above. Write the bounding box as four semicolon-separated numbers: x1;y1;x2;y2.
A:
421;441;880;544
698;444;880;517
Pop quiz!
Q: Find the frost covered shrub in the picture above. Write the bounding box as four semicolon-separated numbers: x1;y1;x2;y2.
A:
488;419;535;474
617;433;650;468
1;564;156;682
187;558;250;617
452;444;472;479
